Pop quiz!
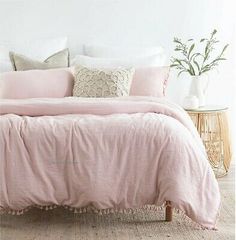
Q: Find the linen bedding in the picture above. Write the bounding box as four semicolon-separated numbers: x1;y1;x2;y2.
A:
0;96;220;229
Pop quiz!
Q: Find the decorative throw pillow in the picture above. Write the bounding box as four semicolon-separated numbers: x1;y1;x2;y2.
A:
9;48;70;71
73;65;134;98
0;68;74;99
0;37;68;72
130;66;170;97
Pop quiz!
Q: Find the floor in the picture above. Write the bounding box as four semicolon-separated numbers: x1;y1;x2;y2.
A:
0;165;235;240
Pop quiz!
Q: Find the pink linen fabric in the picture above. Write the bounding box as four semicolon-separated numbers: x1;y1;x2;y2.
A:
0;97;220;229
0;68;74;99
130;66;169;97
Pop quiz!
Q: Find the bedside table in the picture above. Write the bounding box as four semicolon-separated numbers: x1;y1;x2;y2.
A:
185;106;232;177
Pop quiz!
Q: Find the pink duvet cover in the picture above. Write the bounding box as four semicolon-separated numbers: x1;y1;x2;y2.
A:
0;97;220;229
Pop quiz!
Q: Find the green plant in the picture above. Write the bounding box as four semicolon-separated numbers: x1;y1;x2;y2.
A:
170;30;229;76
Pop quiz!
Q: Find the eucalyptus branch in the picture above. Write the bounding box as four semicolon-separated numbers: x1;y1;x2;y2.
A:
170;30;228;76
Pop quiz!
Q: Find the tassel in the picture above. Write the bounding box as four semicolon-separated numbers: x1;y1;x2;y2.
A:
98;210;103;215
0;203;219;230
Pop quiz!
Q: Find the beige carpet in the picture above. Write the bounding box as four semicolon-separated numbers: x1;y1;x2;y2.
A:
0;166;235;240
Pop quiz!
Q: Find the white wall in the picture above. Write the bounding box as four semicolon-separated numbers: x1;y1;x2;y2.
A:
0;0;235;150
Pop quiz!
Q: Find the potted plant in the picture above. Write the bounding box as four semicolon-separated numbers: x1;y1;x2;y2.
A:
170;29;228;107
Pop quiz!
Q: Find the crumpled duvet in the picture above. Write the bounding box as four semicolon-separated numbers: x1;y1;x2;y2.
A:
0;96;220;229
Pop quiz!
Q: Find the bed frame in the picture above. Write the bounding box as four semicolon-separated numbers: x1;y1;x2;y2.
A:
165;201;172;221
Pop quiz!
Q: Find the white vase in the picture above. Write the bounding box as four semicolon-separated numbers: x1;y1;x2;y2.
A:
189;75;209;107
183;95;199;109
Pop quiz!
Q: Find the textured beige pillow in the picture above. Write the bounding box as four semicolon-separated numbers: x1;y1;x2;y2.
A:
9;48;70;71
73;65;134;98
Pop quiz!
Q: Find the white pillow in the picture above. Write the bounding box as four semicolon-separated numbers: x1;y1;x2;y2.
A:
84;44;165;58
0;37;68;72
0;61;12;73
72;54;165;68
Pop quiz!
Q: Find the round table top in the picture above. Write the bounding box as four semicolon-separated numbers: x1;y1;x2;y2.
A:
185;105;228;113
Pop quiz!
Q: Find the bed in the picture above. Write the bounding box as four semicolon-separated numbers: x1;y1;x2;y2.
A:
0;96;220;230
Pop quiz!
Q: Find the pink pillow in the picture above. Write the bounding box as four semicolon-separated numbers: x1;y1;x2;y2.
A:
130;66;170;97
0;68;74;99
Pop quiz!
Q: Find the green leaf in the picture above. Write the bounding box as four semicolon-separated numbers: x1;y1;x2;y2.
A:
174;59;181;64
174;48;182;51
204;44;210;61
175;59;186;66
201;68;211;74
179;59;192;69
188;44;195;59
219;44;229;57
187;69;194;75
213;58;227;62
212;29;217;35
170;64;179;68
188;39;194;41
209;57;227;66
190;53;201;62
210;29;217;40
193;60;201;74
177;70;186;77
189;64;195;75
200;38;207;42
173;38;182;44
204;44;208;56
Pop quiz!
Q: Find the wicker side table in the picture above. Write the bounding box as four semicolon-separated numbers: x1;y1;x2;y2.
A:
186;106;232;177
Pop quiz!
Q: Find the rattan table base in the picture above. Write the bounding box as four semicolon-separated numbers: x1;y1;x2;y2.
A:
187;107;232;178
